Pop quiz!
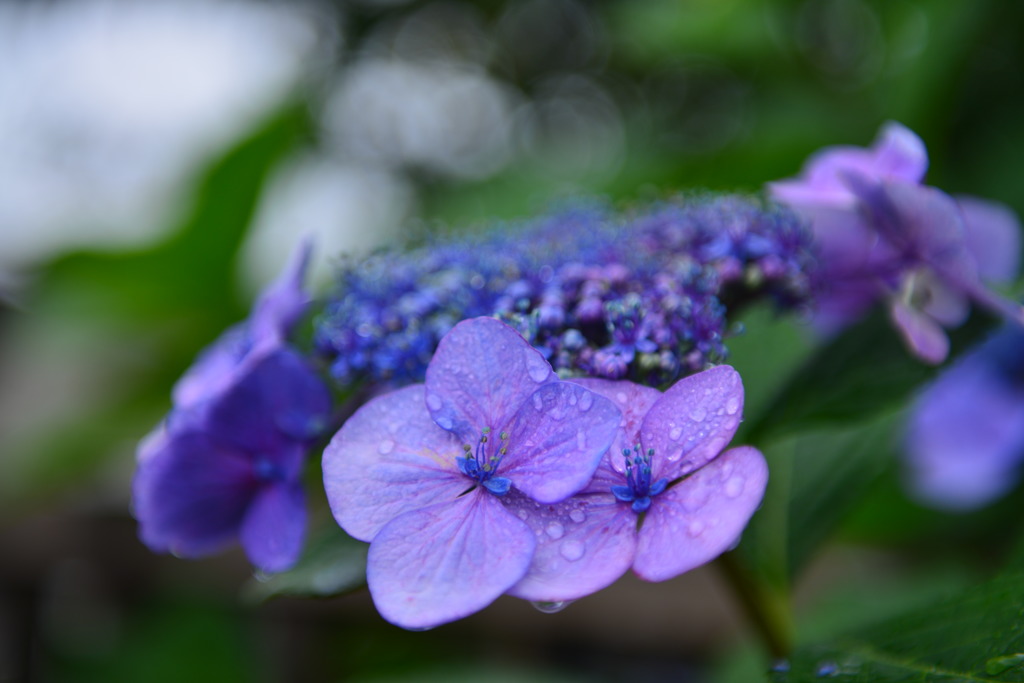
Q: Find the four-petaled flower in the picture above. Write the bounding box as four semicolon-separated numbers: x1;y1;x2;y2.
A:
769;122;1022;364
134;348;331;572
133;240;331;572
322;317;621;629
505;365;768;603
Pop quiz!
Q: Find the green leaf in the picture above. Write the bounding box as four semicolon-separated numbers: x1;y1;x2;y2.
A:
777;570;1024;682
741;308;993;445
242;522;368;601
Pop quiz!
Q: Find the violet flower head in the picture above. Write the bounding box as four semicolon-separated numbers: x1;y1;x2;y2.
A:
315;197;814;389
322;317;621;629
507;366;768;603
905;325;1024;510
174;238;313;409
134;347;332;572
769;122;1023;364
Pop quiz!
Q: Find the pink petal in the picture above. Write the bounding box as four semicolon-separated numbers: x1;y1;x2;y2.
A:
366;492;535;629
633;446;768;582
425;317;555;439
240;482;306;573
501;382;621;503
640;365;745;481
323;385;467;542
505;491;636;602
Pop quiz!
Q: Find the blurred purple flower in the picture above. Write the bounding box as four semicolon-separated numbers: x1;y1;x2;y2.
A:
134;347;332;572
905;325;1024;510
507;366;768;603
174;238;312;408
769;122;1022;363
322;317;621;629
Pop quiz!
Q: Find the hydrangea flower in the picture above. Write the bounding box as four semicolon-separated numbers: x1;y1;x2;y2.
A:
315;197;814;389
174;238;312;408
322;317;621;629
506;365;768;603
905;325;1024;510
134;347;332;572
769;122;1022;363
134;240;330;572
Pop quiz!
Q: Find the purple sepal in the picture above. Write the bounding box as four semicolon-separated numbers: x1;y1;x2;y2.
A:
905;326;1024;510
425;317;556;440
323;384;466;543
367;494;535;630
241;481;307;573
634;446;768;581
172;239;313;411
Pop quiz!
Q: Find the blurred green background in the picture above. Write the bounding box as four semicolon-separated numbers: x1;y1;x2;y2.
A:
2;0;1022;681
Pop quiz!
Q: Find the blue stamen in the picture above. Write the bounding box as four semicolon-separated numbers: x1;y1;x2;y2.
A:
458;428;512;496
612;443;668;514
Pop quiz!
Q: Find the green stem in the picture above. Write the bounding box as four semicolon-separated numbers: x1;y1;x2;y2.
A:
717;552;794;661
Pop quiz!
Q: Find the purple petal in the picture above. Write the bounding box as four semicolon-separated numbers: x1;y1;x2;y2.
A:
251;236;313;345
640;365;745;481
633;446;768;582
172;324;251;409
570;379;662;474
905;330;1024;510
505;490;636;602
323;385;467;542
889;300;949;365
769;122;927;210
204;347;332;454
424;317;555;439
133;430;255;557
501;382;621;503
366;492;535;629
870;121;928;183
957;195;1022;284
240;481;306;573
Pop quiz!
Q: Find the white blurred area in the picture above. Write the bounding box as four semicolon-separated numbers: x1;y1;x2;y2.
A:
0;0;331;283
0;0;627;297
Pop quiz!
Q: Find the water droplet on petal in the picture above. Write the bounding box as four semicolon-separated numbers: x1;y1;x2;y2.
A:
720;462;734;478
576;430;586;450
525;351;551;383
516;509;529;521
545;522;565;539
725;476;744;498
687;520;705;537
531;600;572;614
568;392;578;406
532;392;545;412
436;416;453;430
579;391;593;412
559;539;585;561
616;391;628;404
725;396;740;415
689;407;707;422
378;439;395;455
426;393;442;411
569;509;586;524
669;426;683;441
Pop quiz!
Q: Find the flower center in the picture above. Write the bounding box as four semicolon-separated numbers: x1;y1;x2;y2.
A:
457;428;512;496
611;444;669;513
